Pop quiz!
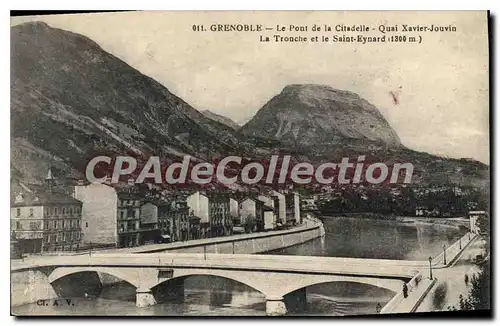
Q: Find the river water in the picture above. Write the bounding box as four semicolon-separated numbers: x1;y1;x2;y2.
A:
13;217;463;316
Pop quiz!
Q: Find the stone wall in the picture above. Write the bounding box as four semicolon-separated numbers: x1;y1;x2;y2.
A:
140;222;325;254
11;270;57;307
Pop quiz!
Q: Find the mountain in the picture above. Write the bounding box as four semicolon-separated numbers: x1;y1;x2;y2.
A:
240;84;401;148
202;110;240;130
239;84;489;188
11;21;252;185
10;22;489;190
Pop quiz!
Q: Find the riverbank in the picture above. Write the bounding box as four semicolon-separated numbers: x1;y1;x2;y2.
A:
322;212;403;221
322;213;469;230
127;218;325;254
404;217;469;231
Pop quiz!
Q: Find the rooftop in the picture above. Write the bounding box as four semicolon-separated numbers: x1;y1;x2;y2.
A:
12;190;82;207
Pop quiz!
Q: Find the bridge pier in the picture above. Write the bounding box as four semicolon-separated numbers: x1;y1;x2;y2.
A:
266;296;287;316
136;288;156;308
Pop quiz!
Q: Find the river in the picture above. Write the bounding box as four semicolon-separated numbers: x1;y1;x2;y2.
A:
12;217;464;316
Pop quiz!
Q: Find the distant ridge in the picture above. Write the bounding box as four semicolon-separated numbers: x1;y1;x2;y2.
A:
202;110;240;130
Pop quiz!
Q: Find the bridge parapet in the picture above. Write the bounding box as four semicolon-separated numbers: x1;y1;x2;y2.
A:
431;232;477;267
380;271;437;314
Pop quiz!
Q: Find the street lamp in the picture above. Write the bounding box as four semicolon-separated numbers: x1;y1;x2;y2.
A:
443;244;447;265
428;256;433;280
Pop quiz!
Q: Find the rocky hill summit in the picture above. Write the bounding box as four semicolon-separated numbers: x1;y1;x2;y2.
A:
240;84;401;148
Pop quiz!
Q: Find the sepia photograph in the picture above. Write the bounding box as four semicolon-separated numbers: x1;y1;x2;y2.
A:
9;10;490;317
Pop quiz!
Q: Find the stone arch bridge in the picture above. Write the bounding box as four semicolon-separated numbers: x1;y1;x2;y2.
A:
12;253;426;315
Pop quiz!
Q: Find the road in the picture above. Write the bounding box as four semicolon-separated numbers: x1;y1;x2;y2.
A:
415;236;487;312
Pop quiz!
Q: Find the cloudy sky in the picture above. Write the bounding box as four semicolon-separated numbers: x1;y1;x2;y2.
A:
11;11;489;163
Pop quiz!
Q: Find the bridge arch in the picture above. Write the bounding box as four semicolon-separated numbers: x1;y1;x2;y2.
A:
277;275;405;298
151;269;268;296
48;267;141;288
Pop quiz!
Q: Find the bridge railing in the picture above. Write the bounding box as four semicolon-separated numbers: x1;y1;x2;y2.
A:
431;232;475;267
380;271;422;314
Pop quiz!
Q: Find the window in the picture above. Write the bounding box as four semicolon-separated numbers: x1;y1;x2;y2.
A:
120;211;124;219
62;220;65;228
16;208;20;217
54;220;58;230
44;221;48;229
16;221;21;230
69;207;73;215
29;208;34;217
62;207;66;215
85;222;88;228
54;207;58;215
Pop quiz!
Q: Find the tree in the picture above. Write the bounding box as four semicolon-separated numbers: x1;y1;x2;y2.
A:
476;214;490;236
243;215;256;233
448;261;490;311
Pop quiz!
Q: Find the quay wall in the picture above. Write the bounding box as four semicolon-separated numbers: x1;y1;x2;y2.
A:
432;232;476;267
132;219;325;254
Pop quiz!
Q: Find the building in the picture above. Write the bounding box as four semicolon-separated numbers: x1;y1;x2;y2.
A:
258;195;276;230
187;191;210;238
270;190;286;226
158;198;191;242
208;193;232;237
285;192;301;226
139;201;161;245
73;182;118;246
115;189;143;247
157;199;175;242
74;181;161;248
239;197;273;232
415;206;426;217
469;210;487;234
229;197;240;224
11;170;83;253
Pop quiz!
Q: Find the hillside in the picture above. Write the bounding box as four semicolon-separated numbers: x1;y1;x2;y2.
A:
11;21;252;185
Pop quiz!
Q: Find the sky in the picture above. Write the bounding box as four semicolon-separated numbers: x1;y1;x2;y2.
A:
11;11;490;163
